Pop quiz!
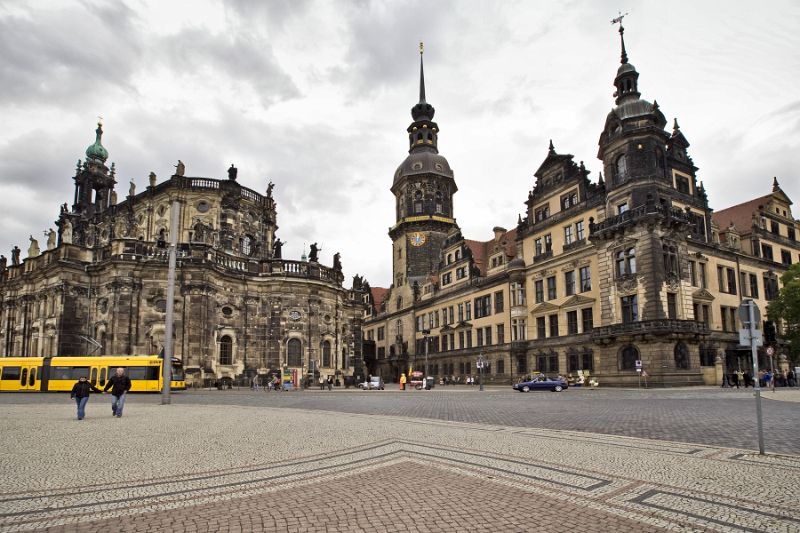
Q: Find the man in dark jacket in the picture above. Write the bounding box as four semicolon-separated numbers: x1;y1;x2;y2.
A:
103;367;132;418
70;376;102;420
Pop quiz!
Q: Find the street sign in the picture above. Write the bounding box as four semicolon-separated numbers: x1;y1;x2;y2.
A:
739;329;763;347
738;299;761;327
635;360;642;369
766;346;775;356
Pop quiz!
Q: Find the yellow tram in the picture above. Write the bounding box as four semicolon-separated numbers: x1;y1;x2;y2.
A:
0;355;185;392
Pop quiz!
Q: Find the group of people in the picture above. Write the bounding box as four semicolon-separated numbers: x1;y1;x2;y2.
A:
69;367;132;420
317;375;334;391
727;369;797;388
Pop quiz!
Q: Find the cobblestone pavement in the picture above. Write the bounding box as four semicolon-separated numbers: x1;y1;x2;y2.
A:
0;395;798;532
6;386;797;454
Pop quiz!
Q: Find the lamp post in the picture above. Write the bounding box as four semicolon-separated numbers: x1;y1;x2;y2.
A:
477;353;485;392
161;199;180;405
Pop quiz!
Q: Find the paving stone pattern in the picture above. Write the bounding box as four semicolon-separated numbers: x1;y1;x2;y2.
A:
0;392;798;533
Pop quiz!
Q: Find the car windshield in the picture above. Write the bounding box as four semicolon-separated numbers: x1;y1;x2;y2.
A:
370;377;381;383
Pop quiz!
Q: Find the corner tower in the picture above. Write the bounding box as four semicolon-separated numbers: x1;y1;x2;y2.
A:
388;43;458;295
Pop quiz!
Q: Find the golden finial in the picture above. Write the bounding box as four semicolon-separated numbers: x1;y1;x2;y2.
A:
419;41;424;55
97;115;103;126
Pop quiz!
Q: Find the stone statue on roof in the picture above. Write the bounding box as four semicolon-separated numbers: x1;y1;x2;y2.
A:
128;180;136;197
175;160;185;177
309;242;320;263
11;246;20;266
0;255;6;271
272;237;283;259
28;236;40;258
149;172;157;187
46;229;56;250
333;252;342;271
228;164;238;181
267;181;274;197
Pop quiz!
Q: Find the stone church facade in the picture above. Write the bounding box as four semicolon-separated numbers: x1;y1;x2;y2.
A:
0;126;367;386
363;28;799;386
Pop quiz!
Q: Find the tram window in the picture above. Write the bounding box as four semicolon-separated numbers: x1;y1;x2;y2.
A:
20;368;27;384
29;368;37;386
1;367;21;380
111;367;159;380
52;366;91;380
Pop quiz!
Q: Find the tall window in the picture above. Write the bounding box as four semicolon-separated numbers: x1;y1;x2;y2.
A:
547;276;557;300
616;248;636;277
544;234;552;253
565;271;576;296
567;310;578;335
564;225;574;245
474;295;491;318
614;154;627;184
494;291;504;313
621;295;638;323
749;274;759;299
534;238;542;256
663;245;678;275
620;345;639;370
535;280;544;303
512;319;526;341
674;341;690;369
219;335;233;365
287;338;302;367
579;266;591;292
549;314;559;337
581;307;593;332
322;340;331;367
575;220;585;241
536;317;546;339
497;324;505;344
688;261;697;286
667;293;677;319
511;282;526;306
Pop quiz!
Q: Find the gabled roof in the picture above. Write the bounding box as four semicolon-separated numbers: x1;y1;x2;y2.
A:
561;294;595;308
531;301;559;314
370;287;390;310
712;195;771;234
462;228;518;276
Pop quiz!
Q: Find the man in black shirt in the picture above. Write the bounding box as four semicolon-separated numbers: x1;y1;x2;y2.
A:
103;367;132;418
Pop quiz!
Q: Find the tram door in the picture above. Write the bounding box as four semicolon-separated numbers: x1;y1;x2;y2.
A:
18;364;39;391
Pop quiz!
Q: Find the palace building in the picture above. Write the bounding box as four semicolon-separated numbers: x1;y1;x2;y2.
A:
0;127;367;386
362;27;798;386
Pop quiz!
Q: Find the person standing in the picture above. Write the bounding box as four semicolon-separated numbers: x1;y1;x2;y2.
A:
70;375;101;420
326;375;333;391
103;367;132;418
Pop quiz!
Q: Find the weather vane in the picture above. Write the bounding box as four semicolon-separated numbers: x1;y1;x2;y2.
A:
419;41;424;55
611;11;629;25
97;115;103;125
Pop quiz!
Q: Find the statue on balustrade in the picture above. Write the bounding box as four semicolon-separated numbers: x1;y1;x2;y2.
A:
28;235;40;258
309;242;320;263
11;246;21;266
0;255;6;271
149;171;157;188
46;229;56;250
333;252;342;271
175;160;185;177
228;164;238;181
272;237;283;259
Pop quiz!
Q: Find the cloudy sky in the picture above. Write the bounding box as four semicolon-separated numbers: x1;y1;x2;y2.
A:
1;0;798;287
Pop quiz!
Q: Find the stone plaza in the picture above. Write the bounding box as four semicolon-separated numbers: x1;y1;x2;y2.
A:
0;387;798;532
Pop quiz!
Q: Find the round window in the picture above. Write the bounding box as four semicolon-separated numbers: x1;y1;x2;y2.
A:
197;201;210;213
221;306;233;317
155;299;167;312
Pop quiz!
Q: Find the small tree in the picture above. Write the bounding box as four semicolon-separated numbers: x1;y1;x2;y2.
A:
766;263;800;366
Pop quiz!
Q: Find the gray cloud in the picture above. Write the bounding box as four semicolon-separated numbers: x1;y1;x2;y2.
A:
0;3;143;105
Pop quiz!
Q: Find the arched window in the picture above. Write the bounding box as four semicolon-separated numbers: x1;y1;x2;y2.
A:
435;191;443;214
242;235;253;256
674;342;690;369
628;248;636;274
322;340;331;367
414;190;423;213
615;154;627;184
287;338;302;367
616;248;636;277
663;245;678;275
620;345;639;370
219;335;233;365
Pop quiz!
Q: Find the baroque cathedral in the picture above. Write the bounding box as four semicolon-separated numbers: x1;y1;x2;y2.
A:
362;26;798;386
0;124;367;386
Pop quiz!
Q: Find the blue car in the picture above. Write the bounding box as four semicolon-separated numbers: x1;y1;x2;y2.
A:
513;375;568;393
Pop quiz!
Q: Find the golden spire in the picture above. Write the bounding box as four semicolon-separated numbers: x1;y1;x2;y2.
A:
419;41;424;55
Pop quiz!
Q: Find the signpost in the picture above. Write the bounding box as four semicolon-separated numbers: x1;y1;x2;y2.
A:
476;354;486;392
738;299;765;455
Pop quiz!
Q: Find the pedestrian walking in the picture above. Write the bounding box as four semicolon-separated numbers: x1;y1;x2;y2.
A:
319;375;325;390
788;369;796;388
735;369;744;388
70;375;101;420
103;367;132;418
731;371;740;388
326;375;333;391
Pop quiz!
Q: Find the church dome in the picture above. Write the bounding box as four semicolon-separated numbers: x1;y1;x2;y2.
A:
393;151;454;185
85;123;108;163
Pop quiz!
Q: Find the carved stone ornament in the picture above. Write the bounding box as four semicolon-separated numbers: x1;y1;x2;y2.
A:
665;272;680;290
617;276;638;293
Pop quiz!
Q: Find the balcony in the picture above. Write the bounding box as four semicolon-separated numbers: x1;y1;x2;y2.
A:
589;203;693;240
591;319;710;342
533;250;553;263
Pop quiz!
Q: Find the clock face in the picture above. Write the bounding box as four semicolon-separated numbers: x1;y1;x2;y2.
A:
289;311;301;321
409;232;427;247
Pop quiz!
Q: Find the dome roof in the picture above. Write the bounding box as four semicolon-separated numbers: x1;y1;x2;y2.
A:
393;150;454;185
85;123;108;163
607;98;658;122
616;62;637;76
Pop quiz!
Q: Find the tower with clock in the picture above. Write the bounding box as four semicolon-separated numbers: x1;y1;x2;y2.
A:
388;43;458;301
